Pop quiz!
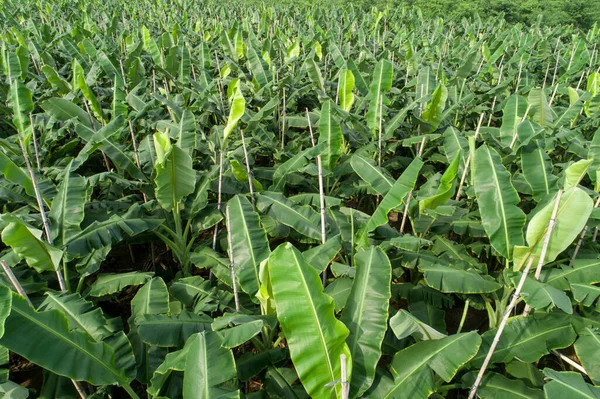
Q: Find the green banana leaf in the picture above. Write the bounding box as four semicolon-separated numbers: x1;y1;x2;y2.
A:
256;192;321;240
129;277;169;384
227;195;270;296
366;59;393;132
247;44;271;88
269;243;351;399
350;154;394;196
419;153;460;213
64;214;162;256
135;311;212;347
528;87;555;128
356;158;424;247
499;94;528;147
513;187;593;270
88;272;154;297
521;143;558;201
49;164;86;246
148;332;239;398
543;369;600;399
574;327;600;384
471;312;576;367
0;151;34;198
10;80;34;139
223;79;246;143
318;100;343;173
0;293;133;386
40;98;94;128
1;216;63;273
340;247;391;398
389;309;446;341
153;131;195;211
473;144;526;259
419;263;501;293
421;83;448;132
370;331;481;398
39;292;115;341
462;371;544;399
338;68;355;112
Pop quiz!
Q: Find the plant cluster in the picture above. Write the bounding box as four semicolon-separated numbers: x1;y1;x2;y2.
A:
0;0;600;398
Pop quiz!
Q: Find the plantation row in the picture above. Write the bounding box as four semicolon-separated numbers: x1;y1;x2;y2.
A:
0;0;600;397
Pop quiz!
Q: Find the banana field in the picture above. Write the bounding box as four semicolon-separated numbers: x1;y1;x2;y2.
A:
1;0;600;397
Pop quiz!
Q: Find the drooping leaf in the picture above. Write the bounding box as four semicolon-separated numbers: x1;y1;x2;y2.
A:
350;155;394;196
419;263;501;293
256;192;321;240
419;153;460;212
1;216;62;273
88;272;153;297
357;158;424;247
389;309;446;341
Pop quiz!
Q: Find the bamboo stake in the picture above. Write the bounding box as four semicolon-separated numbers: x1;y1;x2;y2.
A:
240;131;254;202
306;109;328;285
211;151;224;252
378;95;383;167
340;354;349;399
468;257;535;399
225;206;240;312
455;113;485;201
571;196;600;264
0;260;33;306
17;135;66;291
29;114;41;170
509;105;531;149
281;87;286;150
399;136;426;233
552;350;587;375
522;189;563;316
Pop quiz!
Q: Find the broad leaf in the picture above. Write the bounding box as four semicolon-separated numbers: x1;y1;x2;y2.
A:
269;243;351;399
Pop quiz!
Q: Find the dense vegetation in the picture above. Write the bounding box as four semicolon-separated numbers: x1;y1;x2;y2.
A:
351;0;600;30
0;0;600;398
